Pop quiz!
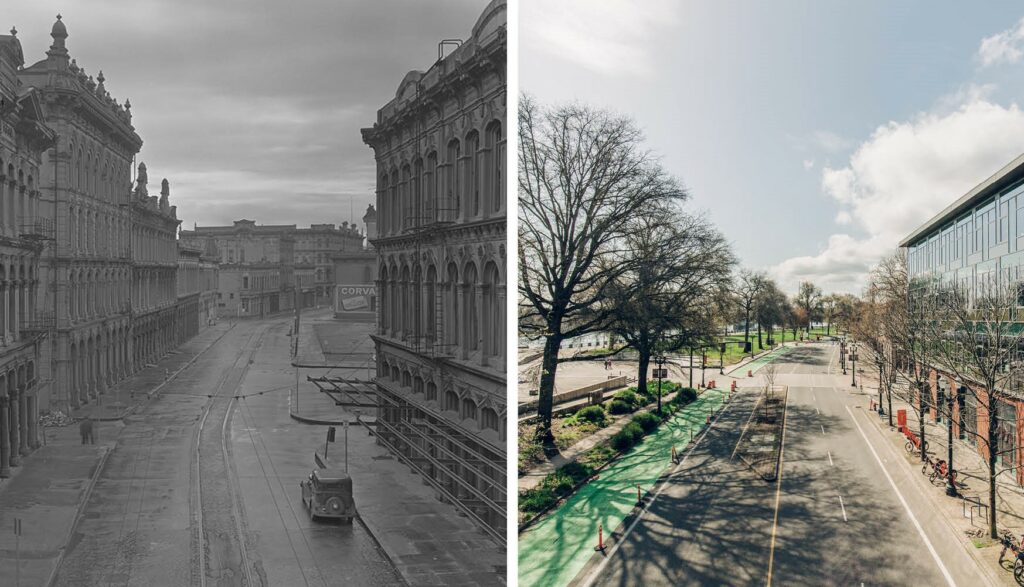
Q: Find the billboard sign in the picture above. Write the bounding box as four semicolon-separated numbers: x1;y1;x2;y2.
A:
334;284;376;322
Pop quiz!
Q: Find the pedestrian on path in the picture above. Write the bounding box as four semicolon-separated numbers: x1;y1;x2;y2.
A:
79;417;95;444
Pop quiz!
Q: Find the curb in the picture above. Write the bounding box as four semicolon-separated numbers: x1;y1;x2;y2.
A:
45;445;112;587
861;407;1003;586
288;409;345;426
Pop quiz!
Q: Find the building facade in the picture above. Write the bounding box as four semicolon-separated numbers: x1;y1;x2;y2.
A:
360;0;506;543
294;222;363;303
19;17;142;411
0;27;57;475
901;152;1024;485
176;245;218;342
181;219;296;318
332;205;378;320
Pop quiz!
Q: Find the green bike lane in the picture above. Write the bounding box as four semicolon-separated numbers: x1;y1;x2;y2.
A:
727;344;793;376
519;344;795;587
518;387;727;587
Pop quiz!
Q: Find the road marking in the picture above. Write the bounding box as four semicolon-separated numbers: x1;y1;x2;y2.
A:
845;405;957;587
815;406;820;415
580;392;737;587
827;450;833;466
839;495;848;522
820;424;825;435
765;389;790;587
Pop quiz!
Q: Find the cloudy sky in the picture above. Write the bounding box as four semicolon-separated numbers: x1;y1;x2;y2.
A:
522;1;1024;294
7;0;486;230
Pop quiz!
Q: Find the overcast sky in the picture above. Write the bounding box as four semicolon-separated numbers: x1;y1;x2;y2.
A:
522;1;1024;295
7;0;486;230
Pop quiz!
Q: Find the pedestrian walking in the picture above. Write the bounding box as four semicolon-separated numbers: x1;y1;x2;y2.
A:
79;417;95;445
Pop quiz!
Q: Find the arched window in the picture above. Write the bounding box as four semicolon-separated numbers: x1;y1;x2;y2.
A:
424;152;437;222
444;389;459;412
481;408;499;433
446;139;460;220
461;397;477;422
413;265;422;341
412;158;422;227
425;265;437;344
378;266;389;332
446;263;459;348
390;170;400;235
400;164;411;231
485;121;503;213
400;265;411;340
465;130;480;217
464;262;479;353
426;381;437;402
484;262;502;359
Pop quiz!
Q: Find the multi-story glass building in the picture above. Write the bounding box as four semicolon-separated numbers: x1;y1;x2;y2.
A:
900;152;1024;484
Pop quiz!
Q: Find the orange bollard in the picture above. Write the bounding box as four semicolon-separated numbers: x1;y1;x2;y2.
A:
731;380;736;391
594;523;605;551
748;369;753;377
706;413;711;425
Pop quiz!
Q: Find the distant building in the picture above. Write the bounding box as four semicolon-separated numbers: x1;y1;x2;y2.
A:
294;222;363;304
0;25;57;475
176;244;218;340
360;0;506;543
331;205;378;321
181;219;296;317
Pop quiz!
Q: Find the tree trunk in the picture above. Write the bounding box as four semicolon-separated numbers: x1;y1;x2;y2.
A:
744;306;751;346
757;322;763;350
826;319;831;336
886;369;894;427
918;382;928;463
536;334;562;444
989;402;999;539
946;394;955;496
637;350;651;397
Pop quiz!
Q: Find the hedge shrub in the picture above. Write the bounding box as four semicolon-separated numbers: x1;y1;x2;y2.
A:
674;387;698;404
611;421;644;452
608;399;634;415
575;405;607;426
633;411;661;434
614;389;638;406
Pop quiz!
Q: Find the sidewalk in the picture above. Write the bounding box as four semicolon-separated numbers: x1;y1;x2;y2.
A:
289;314;505;586
71;322;235;421
0;323;233;586
856;370;1023;585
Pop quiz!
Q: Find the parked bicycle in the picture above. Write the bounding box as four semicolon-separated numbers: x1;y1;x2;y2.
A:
920;457;958;485
904;434;929;455
998;530;1024;583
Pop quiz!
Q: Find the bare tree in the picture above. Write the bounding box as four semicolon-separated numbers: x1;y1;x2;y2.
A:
821;294;839;336
518;96;685;442
755;278;787;348
736;270;766;352
927;281;1024;538
796;281;822;334
762;361;779;419
606;211;735;398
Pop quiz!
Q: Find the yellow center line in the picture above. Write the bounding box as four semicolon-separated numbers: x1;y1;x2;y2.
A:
764;387;790;586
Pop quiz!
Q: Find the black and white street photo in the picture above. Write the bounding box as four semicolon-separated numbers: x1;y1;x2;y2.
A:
0;1;506;585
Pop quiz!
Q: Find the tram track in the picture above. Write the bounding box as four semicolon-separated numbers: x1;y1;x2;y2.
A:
191;324;270;587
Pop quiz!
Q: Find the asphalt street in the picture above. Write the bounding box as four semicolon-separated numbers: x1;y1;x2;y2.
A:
584;343;988;587
51;317;402;586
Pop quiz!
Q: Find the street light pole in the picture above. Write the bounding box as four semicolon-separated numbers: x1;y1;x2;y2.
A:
945;381;956;497
851;344;857;388
700;347;706;388
655;355;665;414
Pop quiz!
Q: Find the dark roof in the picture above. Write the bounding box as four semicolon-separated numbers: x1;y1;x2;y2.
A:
900;152;1024;247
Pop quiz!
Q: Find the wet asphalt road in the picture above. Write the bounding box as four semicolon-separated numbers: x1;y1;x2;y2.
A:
53;317;402;586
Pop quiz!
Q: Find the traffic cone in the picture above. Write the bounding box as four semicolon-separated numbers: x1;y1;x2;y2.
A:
594;523;605;551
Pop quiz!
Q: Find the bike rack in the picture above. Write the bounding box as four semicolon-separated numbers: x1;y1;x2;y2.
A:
962;494;988;526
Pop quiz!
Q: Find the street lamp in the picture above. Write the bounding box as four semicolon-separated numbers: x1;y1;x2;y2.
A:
943;380;957;497
655;354;667;414
850;343;858;388
840;340;847;375
876;355;885;416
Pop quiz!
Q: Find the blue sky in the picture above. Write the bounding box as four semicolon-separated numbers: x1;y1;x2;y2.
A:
521;1;1024;294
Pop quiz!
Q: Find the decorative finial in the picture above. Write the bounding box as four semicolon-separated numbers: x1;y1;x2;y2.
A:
125;98;131;110
97;70;104;84
57;14;62;21
10;26;16;37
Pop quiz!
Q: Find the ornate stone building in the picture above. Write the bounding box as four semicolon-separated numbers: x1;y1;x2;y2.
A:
176;245;218;342
331;204;378;320
0;26;57;476
19;16;141;411
360;0;506;543
294;222;363;303
17;17;198;412
181;219;296;317
129;171;182;365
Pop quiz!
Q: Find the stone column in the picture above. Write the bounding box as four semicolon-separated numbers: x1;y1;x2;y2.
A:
9;388;20;466
475;285;485;367
2;280;9;344
27;394;37;449
18;388;28;457
457;282;468;360
0;396;9;477
496;285;506;365
12;279;20;341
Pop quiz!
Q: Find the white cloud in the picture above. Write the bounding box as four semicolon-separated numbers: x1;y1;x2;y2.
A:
978;17;1024;67
802;159;815;170
522;0;680;78
772;98;1024;294
811;130;854;153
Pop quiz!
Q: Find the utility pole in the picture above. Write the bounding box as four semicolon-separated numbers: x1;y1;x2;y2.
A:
294;287;300;413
